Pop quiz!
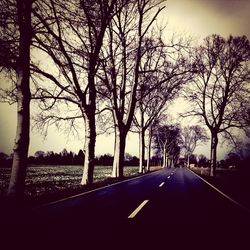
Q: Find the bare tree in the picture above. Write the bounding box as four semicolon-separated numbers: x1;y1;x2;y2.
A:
133;35;193;173
31;0;117;185
99;0;166;178
181;125;208;168
183;35;250;176
145;114;166;172
153;123;181;168
0;0;32;199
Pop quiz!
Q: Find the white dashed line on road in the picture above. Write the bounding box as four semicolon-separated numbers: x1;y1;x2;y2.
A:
159;182;165;187
167;176;171;179
128;200;149;219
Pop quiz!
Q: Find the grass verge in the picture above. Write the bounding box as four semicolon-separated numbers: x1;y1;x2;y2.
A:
0;165;161;207
191;166;250;210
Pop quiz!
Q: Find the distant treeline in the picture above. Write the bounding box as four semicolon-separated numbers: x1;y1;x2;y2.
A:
0;149;161;167
2;150;248;169
183;153;250;169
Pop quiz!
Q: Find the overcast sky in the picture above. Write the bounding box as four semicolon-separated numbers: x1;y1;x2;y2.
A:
166;0;250;39
0;0;249;159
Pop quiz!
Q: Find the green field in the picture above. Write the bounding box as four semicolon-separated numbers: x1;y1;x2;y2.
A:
0;165;145;204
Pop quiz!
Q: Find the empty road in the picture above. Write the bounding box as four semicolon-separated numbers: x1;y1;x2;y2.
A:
2;167;250;250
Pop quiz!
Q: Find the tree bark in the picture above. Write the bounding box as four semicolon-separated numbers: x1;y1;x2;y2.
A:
139;128;145;173
163;147;167;168
146;125;152;172
167;157;170;168
81;112;96;185
81;44;97;185
187;154;190;168
170;158;174;168
112;128;126;179
7;0;32;200
210;132;218;177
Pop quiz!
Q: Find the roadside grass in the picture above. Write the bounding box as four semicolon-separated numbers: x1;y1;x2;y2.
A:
0;165;161;206
190;166;210;176
190;165;250;210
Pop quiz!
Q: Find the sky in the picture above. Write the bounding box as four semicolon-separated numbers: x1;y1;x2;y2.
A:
0;0;249;159
165;0;250;39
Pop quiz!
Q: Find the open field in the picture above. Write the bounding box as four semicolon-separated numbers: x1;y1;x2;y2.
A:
0;165;161;206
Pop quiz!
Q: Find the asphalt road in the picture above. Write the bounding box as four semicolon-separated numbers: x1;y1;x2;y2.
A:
2;167;250;250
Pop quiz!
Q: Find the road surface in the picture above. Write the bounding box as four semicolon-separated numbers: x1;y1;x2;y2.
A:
2;167;250;250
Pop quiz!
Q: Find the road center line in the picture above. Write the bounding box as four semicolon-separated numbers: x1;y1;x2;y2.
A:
167;176;171;179
128;200;149;219
159;182;165;187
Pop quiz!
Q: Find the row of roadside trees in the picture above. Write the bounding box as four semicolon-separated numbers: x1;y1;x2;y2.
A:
0;0;249;200
0;0;190;200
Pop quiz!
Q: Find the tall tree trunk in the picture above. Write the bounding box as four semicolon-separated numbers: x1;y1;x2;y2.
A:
112;128;126;179
139;128;145;174
7;0;32;200
80;50;97;185
81;112;96;185
146;125;152;172
167;157;170;168
210;132;218;177
170;158;174;168
163;147;167;168
187;154;190;168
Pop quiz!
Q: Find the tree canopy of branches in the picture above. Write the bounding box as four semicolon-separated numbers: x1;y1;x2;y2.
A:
183;34;250;176
181;125;208;167
0;0;19;73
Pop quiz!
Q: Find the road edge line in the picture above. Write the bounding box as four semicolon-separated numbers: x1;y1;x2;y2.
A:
188;168;250;215
33;169;163;210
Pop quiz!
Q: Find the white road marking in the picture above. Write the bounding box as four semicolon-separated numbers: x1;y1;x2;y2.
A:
171;173;174;175
188;168;250;215
167;176;171;179
128;200;149;218
159;182;165;187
